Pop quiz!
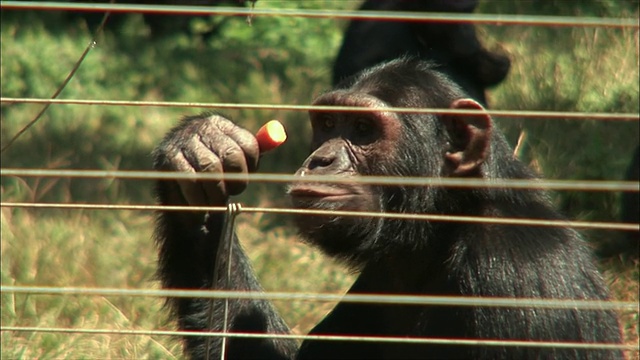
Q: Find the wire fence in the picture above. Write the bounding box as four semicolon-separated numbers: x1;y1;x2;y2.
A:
1;1;639;358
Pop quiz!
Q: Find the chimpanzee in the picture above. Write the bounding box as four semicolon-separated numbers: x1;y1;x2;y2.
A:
600;145;640;259
332;0;511;106
66;0;253;38
620;146;640;255
152;59;622;359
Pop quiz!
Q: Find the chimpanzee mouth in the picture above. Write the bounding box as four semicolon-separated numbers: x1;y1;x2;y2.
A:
287;185;355;201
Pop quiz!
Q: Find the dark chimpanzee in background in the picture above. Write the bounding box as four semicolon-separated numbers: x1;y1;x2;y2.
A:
620;146;640;256
332;0;511;106
66;0;254;38
152;59;622;359
600;145;640;259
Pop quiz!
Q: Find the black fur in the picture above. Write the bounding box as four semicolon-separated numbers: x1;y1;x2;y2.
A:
332;0;511;106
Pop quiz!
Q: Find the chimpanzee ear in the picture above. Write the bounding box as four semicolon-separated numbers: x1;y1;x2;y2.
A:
442;98;493;176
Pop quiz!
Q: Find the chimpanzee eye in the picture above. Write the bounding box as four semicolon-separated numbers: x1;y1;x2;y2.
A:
321;116;336;131
354;118;374;136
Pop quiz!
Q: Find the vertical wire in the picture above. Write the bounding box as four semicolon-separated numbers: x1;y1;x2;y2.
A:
0;1;114;153
205;202;241;360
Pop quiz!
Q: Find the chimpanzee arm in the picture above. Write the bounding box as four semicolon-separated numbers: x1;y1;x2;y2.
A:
153;114;298;359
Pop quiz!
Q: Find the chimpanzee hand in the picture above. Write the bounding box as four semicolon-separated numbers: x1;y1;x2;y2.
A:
153;113;260;207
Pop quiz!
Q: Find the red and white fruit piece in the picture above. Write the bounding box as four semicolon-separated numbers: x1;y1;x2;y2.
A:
256;120;287;153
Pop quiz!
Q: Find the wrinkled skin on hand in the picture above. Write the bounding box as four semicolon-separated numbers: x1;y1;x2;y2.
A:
153;114;260;207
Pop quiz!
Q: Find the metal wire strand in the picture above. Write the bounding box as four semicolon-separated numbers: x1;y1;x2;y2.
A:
1;2;638;28
1;201;638;231
205;202;242;360
0;326;636;351
2;98;639;121
0;7;112;154
1;168;639;192
1;286;636;311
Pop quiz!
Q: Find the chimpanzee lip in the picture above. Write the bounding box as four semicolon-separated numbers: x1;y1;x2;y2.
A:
288;185;353;199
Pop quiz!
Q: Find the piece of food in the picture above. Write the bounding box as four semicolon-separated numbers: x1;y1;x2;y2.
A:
256;120;287;153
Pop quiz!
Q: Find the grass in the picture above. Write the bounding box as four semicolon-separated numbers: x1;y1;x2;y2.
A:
1;1;639;358
0;206;355;358
1;207;180;358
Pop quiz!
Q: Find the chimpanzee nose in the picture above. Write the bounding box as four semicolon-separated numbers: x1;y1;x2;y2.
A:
298;142;352;176
308;156;335;170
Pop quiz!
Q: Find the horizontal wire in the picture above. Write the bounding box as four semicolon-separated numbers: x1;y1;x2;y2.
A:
2;98;639;120
1;326;635;351
2;202;638;231
1;2;638;28
2;169;639;192
1;286;636;310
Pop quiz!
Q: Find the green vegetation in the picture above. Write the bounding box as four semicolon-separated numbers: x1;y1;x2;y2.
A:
1;1;638;358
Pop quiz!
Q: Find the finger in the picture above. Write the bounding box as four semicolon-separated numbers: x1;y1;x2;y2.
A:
182;137;228;205
169;151;215;207
221;144;250;196
212;115;260;173
199;131;249;197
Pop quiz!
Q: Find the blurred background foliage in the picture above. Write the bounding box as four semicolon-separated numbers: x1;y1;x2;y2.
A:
1;0;638;358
